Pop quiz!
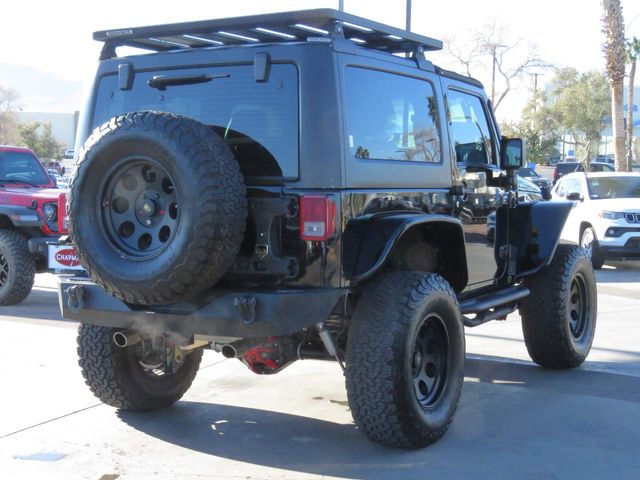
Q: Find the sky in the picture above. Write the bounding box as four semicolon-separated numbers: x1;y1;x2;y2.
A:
2;0;640;121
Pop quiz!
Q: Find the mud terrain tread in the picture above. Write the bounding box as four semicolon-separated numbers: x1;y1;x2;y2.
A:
77;323;203;410
0;229;35;305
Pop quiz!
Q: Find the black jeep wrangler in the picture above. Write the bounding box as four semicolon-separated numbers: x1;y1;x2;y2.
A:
60;9;597;448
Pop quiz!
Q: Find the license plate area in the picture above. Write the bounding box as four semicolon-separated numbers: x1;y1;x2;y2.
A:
48;244;84;271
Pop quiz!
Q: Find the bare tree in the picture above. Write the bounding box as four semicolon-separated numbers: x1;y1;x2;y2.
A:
0;86;21;145
601;0;628;171
444;20;551;112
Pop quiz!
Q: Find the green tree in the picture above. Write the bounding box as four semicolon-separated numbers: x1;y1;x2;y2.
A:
0;86;21;145
18;121;63;160
548;69;610;169
601;0;628;171
501;93;558;164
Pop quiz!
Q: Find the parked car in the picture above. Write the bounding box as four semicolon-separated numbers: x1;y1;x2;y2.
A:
517;166;552;192
46;160;65;176
551;171;640;268
0;146;78;304
552;161;614;185
58;9;597;449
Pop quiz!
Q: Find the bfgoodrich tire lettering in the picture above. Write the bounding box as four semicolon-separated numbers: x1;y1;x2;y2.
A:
519;245;597;369
346;272;465;448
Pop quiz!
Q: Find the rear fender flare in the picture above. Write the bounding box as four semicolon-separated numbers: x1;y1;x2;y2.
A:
342;213;468;292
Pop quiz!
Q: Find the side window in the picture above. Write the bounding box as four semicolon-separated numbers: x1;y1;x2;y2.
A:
555;178;569;198
447;89;494;164
567;179;582;196
344;67;441;163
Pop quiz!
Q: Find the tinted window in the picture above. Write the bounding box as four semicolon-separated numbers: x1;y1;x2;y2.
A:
344;67;441;163
447;90;494;164
588;176;640;199
590;163;614;172
518;168;538;177
0;150;50;185
556;163;578;174
93;64;299;179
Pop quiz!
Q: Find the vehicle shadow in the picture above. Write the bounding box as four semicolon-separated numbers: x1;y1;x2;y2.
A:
596;261;640;284
465;355;640;404
117;355;640;479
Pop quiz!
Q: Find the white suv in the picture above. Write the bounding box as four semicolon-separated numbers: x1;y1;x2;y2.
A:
552;172;640;268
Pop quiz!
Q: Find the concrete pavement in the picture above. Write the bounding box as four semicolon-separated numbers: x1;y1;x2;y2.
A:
0;267;639;480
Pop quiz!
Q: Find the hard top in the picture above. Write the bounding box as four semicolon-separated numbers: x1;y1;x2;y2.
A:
94;9;443;59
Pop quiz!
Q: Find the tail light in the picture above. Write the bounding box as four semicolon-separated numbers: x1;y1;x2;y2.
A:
299;195;336;241
58;192;70;233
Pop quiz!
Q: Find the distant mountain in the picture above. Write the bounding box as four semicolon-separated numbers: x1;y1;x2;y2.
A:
0;63;83;113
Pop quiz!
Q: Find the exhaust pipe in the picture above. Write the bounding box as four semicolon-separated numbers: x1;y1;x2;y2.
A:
113;330;141;348
220;339;261;358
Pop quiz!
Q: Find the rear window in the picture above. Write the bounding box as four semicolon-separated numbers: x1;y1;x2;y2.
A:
93;64;299;179
556;163;577;173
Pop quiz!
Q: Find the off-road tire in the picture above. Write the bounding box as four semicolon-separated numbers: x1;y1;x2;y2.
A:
70;111;246;305
77;323;203;410
580;227;605;270
0;230;35;305
519;245;597;369
346;272;465;448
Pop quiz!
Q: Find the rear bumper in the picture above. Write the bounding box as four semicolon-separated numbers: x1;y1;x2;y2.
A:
58;278;346;338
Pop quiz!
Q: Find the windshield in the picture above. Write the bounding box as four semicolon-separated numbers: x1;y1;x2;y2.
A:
587;176;640;199
0;150;51;186
517;168;537;177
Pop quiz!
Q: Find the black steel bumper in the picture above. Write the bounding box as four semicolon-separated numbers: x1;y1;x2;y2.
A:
28;236;60;257
58;278;346;338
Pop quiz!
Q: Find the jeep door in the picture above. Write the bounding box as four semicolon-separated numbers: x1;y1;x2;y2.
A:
439;78;501;289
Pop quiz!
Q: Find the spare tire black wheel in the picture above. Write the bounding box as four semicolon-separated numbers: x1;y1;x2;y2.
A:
70;112;246;305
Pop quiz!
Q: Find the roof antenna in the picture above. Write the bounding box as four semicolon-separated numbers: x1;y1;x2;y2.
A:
338;0;344;11
406;0;412;58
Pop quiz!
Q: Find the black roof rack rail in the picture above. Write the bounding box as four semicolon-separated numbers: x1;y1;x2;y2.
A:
95;8;443;61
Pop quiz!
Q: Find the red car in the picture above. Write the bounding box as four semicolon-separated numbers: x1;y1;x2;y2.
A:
0;146;78;305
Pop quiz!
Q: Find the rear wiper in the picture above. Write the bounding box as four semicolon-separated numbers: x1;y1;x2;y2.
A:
148;73;229;90
0;178;42;187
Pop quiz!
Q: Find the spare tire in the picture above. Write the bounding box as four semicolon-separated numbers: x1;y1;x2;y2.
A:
70;112;246;305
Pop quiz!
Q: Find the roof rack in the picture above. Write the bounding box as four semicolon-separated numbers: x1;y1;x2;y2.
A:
95;8;443;61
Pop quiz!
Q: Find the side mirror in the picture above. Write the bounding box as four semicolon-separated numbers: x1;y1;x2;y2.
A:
540;185;552;201
500;138;525;170
566;191;583;201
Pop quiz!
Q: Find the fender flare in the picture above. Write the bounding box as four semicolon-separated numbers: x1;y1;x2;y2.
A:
342;212;468;292
494;200;574;279
0;205;43;228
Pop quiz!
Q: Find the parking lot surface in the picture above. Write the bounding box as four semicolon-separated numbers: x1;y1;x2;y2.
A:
1;266;639;480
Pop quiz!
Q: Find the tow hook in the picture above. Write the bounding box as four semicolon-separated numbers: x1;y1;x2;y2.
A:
233;296;257;324
66;285;85;313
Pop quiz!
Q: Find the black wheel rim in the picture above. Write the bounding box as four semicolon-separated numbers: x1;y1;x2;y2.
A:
569;273;588;339
101;159;179;260
0;253;8;288
412;314;449;409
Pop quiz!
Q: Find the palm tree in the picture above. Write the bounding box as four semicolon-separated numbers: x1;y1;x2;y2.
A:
626;37;640;168
601;0;627;171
